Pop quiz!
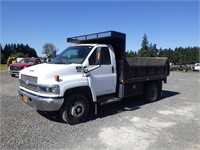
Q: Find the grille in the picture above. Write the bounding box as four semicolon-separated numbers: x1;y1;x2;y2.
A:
20;81;38;92
20;74;38;92
21;74;37;83
10;66;23;71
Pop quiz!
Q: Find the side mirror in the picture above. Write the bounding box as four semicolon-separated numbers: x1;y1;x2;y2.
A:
96;48;101;65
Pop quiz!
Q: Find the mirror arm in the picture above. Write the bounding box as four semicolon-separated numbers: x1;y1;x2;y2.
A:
84;65;101;73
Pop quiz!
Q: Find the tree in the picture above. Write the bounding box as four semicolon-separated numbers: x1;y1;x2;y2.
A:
1;43;38;63
148;43;158;57
3;44;11;58
185;47;199;64
11;52;25;58
0;43;2;53
1;54;6;64
159;48;174;63
42;43;58;58
172;47;186;65
125;50;138;57
138;34;149;57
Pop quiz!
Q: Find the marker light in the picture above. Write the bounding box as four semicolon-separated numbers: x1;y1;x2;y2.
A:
54;75;59;81
97;52;101;60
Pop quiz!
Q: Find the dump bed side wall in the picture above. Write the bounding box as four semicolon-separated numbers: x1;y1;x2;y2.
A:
119;57;170;83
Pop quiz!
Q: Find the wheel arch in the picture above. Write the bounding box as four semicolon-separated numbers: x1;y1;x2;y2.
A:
144;80;163;102
63;86;93;104
144;80;162;95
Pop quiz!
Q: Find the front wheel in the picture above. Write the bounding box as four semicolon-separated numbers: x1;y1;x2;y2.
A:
144;84;158;102
60;94;89;125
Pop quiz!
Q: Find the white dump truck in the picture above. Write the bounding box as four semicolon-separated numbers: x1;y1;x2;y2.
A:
18;31;170;124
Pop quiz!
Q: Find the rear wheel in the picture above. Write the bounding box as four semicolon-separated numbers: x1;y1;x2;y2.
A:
60;94;89;125
144;84;158;102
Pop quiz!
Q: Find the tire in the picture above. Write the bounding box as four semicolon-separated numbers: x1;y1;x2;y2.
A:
60;94;89;125
11;74;15;77
144;84;158;102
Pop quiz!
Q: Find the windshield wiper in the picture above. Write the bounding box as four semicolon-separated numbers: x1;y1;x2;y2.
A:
53;60;69;64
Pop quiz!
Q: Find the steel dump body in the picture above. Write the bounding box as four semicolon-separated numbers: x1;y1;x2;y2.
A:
120;57;169;84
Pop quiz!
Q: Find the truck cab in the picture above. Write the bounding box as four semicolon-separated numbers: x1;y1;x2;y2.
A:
18;31;169;125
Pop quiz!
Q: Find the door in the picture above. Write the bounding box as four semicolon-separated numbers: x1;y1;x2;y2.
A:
87;47;116;96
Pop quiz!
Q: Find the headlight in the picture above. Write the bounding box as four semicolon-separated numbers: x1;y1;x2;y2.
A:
37;85;60;94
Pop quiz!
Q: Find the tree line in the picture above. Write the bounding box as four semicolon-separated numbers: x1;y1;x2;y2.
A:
0;43;58;64
1;43;38;64
126;34;199;64
1;35;199;65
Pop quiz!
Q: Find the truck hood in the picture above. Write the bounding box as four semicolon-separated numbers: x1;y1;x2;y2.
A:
10;63;32;67
19;63;83;83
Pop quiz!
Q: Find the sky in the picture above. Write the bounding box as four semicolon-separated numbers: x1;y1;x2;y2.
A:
1;0;200;57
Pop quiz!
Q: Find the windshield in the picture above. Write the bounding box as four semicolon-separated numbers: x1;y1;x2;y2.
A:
52;46;93;64
19;58;34;64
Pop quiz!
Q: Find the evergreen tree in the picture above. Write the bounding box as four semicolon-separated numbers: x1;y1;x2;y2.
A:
0;44;6;63
138;34;149;57
159;48;174;63
1;54;6;64
186;47;199;64
125;50;138;57
4;44;11;58
148;43;158;57
0;44;3;55
1;43;38;63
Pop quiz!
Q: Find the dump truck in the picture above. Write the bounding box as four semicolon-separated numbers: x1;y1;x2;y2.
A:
18;31;170;125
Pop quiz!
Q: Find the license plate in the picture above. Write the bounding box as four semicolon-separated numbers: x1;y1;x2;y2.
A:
23;96;29;103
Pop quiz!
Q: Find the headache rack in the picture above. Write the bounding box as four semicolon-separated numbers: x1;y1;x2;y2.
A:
67;30;126;59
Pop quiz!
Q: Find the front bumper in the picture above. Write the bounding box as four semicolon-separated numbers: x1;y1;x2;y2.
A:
18;88;64;111
9;70;20;75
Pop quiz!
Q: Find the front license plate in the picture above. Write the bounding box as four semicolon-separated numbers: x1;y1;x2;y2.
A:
23;96;29;103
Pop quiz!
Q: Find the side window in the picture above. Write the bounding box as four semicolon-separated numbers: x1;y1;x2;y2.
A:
101;47;111;65
89;48;97;65
89;47;111;65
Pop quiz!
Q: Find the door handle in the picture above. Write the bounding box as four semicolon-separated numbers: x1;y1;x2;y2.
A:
112;66;114;73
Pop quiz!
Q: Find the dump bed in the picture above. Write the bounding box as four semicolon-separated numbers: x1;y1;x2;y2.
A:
119;57;170;83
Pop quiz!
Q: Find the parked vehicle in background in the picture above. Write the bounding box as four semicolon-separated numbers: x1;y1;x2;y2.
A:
16;57;23;63
8;57;41;77
18;31;170;125
39;57;46;63
194;63;200;71
190;63;200;71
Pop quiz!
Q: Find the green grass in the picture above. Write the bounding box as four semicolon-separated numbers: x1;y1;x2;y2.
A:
0;64;8;73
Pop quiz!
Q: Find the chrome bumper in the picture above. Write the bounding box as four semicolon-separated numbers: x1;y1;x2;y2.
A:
9;70;20;75
18;88;64;111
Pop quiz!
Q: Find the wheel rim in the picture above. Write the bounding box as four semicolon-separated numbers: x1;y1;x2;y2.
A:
70;102;85;118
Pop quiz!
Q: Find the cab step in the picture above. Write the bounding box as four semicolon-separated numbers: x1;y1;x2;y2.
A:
98;97;121;105
94;96;121;115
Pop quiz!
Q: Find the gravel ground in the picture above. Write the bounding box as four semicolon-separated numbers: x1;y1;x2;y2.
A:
0;71;200;150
